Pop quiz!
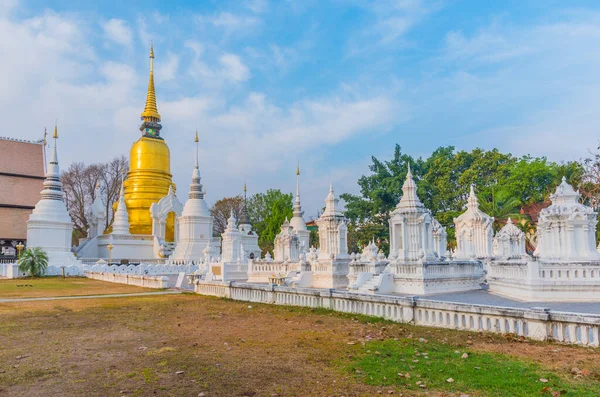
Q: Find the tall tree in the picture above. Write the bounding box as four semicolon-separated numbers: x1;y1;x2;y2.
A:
247;189;293;255
61;156;127;243
210;196;245;236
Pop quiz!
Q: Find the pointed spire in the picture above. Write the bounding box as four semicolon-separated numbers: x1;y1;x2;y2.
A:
290;164;306;230
396;162;425;210
141;42;161;124
40;122;64;202
240;182;251;225
467;184;479;210
507;217;513;225
189;130;204;200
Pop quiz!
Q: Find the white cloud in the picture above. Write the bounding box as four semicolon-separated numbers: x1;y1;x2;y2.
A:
103;18;133;47
219;54;250;82
156;52;179;82
246;0;269;14
206;12;259;33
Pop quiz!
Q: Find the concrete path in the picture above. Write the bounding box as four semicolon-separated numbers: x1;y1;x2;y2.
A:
0;290;182;303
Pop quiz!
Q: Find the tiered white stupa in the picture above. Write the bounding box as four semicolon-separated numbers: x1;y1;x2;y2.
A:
170;132;213;263
353;165;483;295
26;125;80;267
488;177;600;301
112;174;131;235
221;211;242;262
453;185;494;260
316;182;349;261
493;218;527;260
289;165;310;250
273;218;300;262
534;177;600;262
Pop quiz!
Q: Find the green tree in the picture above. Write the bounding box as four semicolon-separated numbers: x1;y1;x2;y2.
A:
247;189;293;255
342;144;585;248
18;247;49;277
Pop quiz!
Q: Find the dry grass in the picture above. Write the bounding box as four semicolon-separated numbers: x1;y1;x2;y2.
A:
0;293;598;397
0;277;156;299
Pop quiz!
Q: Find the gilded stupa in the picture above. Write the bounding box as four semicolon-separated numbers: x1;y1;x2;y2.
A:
123;44;176;240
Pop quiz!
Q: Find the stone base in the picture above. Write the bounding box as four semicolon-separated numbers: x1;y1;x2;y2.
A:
488;259;600;302
489;278;600;302
387;260;484;295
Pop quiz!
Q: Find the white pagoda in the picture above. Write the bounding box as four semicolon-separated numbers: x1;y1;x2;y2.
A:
26;125;80;267
170;132;213;263
453;185;494;260
488;177;600;301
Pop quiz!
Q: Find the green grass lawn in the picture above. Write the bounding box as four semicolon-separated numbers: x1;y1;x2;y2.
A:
349;338;600;396
0;277;155;298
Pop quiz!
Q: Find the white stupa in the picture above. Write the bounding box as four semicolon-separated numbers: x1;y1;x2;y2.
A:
453;185;494;260
289;165;310;250
171;131;213;262
316;182;348;260
26;125;80;266
534;177;600;261
112;173;131;235
388;164;438;261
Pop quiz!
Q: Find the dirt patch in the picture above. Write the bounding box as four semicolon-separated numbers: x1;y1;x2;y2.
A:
0;294;597;396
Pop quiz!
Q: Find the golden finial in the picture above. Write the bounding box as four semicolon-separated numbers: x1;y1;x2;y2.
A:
244;183;247;193
296;164;300;176
194;129;199;143
52;123;58;139
141;43;160;122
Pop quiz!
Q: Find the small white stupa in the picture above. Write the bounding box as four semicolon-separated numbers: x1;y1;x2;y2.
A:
289;165;310;250
111;172;131;235
274;218;300;262
453;185;494;260
493;218;527;260
221;210;242;262
534;177;600;261
26;124;80;266
171;131;213;262
316;182;348;260
388;164;438;262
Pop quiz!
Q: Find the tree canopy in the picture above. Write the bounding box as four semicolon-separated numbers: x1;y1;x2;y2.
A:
341;144;586;252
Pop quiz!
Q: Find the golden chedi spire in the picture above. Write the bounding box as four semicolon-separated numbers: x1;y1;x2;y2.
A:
124;43;176;239
141;42;161;123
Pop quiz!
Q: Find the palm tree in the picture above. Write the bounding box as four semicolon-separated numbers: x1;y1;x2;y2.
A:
477;187;527;233
18;247;49;277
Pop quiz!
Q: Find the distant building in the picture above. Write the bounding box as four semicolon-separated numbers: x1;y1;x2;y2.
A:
0;136;45;258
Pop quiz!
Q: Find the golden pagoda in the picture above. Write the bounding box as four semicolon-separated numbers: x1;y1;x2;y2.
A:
123;44;176;240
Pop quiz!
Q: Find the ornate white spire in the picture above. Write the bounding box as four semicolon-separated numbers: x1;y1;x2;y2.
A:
41;124;64;202
396;163;425;210
467;184;479;211
323;181;343;217
290;164;307;231
551;176;580;205
112;173;130;235
226;210;238;232
189;130;204;200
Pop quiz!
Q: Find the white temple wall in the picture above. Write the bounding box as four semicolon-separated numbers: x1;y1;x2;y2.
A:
194;280;600;347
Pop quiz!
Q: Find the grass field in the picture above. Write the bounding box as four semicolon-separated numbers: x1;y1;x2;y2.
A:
0;277;156;299
0;287;598;396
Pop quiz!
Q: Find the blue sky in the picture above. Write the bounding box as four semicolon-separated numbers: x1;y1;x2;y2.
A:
2;0;600;218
